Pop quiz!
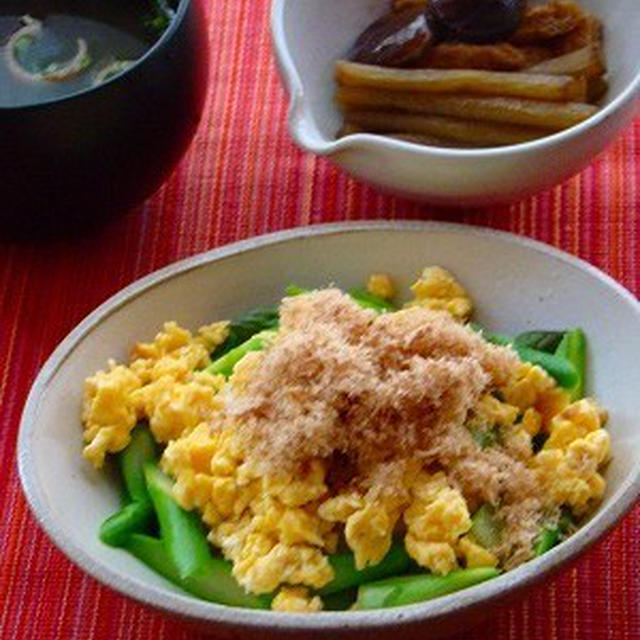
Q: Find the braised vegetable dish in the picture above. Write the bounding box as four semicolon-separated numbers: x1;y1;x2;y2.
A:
336;0;607;147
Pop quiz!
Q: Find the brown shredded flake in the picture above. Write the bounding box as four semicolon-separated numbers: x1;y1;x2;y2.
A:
448;446;539;508
225;289;550;568
495;499;546;568
230;290;518;475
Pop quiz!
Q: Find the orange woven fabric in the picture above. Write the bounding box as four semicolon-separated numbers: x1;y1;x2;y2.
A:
1;1;638;638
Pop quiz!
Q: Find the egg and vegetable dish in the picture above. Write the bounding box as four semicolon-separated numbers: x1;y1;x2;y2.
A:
82;267;610;612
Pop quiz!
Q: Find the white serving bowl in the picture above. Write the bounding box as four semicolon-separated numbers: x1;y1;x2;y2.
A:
271;0;640;205
18;223;640;639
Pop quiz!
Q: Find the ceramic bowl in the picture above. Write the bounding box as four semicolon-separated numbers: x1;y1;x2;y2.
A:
271;0;640;205
0;0;208;236
17;222;640;639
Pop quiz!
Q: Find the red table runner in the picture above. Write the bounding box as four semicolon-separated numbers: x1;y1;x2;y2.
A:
1;1;638;638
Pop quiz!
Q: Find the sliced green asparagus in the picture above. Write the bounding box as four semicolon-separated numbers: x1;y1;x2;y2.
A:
125;533;271;608
100;502;154;547
555;329;587;400
533;527;561;556
99;425;158;547
320;543;413;596
514;331;566;354
470;504;502;550
141;463;272;607
534;510;574;556
125;533;182;583
356;568;501;609
516;346;578;389
205;330;278;378
473;326;579;389
210;307;279;360
143;463;211;579
348;288;396;313
322;588;358;611
284;284;308;297
120;424;158;503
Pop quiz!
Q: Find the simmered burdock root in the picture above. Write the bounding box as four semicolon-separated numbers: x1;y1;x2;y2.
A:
337;0;607;147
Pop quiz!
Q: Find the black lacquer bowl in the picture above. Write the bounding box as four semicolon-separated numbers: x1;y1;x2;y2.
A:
0;0;208;236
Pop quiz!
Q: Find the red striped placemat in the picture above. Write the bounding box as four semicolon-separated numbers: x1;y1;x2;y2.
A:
0;1;638;638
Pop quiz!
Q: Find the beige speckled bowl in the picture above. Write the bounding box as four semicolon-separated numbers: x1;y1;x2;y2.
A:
18;223;640;638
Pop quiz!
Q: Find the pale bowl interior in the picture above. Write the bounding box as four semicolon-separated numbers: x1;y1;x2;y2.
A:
18;224;640;636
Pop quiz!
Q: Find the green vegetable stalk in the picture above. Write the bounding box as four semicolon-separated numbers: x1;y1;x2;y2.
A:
125;530;271;609
533;528;561;556
284;284;308;297
554;329;587;400
210;307;280;360
513;346;578;390
356;568;501;609
474;326;579;390
322;588;358;611
141;463;271;608
99;502;154;548
99;425;157;547
470;504;502;550
143;463;209;579
205;330;278;378
513;331;565;354
347;288;397;313
320;543;413;596
534;510;574;557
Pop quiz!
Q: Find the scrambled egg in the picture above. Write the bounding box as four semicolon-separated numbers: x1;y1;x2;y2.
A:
344;500;400;570
271;586;323;612
82;363;142;468
404;472;471;575
532;399;610;514
82;321;228;467
476;374;609;515
501;362;569;425
406;266;473;321
163;423;335;595
457;536;499;568
366;273;396;300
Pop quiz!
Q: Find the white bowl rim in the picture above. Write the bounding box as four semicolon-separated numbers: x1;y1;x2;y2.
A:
270;0;640;158
17;221;640;632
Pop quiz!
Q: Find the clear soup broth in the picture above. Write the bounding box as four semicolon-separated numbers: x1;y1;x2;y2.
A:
0;2;174;108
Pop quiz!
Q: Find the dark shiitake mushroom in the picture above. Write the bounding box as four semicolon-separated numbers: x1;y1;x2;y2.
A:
348;7;435;67
429;0;526;44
